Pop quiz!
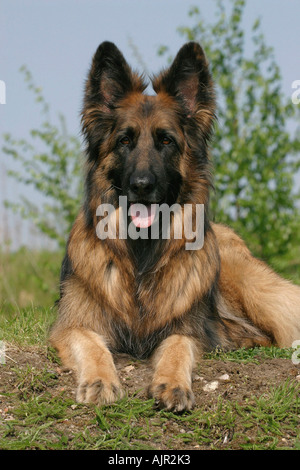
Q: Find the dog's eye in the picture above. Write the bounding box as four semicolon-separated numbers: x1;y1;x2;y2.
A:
120;136;131;146
161;136;172;145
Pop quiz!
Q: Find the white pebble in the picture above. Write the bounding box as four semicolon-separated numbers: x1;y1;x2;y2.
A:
203;381;219;392
194;374;205;381
123;365;135;373
218;373;230;381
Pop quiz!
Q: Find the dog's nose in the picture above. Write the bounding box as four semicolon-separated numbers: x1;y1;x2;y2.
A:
129;172;156;197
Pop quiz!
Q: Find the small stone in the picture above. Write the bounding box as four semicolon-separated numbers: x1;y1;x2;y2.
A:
203;381;219;392
123;365;135;373
218;373;230;381
194;374;205;381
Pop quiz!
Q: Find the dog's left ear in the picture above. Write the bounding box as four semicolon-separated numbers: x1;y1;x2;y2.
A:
153;42;215;132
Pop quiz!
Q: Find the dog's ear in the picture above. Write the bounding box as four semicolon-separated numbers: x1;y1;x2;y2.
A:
153;42;215;132
84;41;145;112
82;42;146;160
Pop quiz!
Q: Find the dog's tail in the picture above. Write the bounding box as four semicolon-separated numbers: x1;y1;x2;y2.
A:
214;223;300;348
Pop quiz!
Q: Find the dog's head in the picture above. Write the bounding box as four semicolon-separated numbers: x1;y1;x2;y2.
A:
81;41;215;229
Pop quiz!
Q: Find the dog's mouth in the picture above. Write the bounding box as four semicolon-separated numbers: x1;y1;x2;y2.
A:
129;203;158;228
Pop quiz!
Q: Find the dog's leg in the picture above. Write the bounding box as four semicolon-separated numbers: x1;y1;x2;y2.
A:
222;261;300;348
148;335;196;412
50;328;124;405
214;223;300;347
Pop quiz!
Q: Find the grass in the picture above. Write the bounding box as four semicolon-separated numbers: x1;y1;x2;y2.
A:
1;367;299;450
0;247;299;450
0;247;61;312
204;345;294;363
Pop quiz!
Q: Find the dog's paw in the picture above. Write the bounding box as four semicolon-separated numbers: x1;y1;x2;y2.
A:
148;382;195;412
76;377;124;405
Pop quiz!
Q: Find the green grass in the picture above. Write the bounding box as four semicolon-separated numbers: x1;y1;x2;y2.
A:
0;305;56;347
0;247;62;313
1;370;298;450
0;247;60;345
237;380;300;448
172;381;299;450
204;345;294;363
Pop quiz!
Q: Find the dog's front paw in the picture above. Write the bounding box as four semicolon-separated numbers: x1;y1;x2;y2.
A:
76;377;124;405
148;382;195;412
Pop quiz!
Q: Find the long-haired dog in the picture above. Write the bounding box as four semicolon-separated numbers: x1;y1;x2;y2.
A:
50;41;300;411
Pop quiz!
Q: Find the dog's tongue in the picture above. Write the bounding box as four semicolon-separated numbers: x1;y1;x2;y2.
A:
129;203;157;228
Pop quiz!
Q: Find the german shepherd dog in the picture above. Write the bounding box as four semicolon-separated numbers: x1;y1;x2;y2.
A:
50;41;300;411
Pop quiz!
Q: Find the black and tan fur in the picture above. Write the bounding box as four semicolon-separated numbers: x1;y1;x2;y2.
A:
50;41;300;411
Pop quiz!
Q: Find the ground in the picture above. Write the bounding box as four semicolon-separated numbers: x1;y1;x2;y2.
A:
0;343;299;450
0;249;299;450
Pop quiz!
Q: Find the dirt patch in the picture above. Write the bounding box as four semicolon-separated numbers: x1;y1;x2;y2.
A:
2;345;298;402
0;344;299;450
118;353;299;404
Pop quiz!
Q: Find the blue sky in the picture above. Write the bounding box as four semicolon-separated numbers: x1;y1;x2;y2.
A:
1;0;300;247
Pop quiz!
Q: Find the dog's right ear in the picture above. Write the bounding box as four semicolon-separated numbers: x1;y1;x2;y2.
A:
84;41;145;113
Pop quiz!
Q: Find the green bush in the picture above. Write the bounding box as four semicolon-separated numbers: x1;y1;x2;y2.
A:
2;66;84;249
160;0;300;262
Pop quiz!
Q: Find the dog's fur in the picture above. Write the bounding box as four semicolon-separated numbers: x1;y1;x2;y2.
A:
49;41;300;411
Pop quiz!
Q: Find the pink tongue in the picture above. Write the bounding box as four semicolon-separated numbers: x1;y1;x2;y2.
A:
129;203;157;228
